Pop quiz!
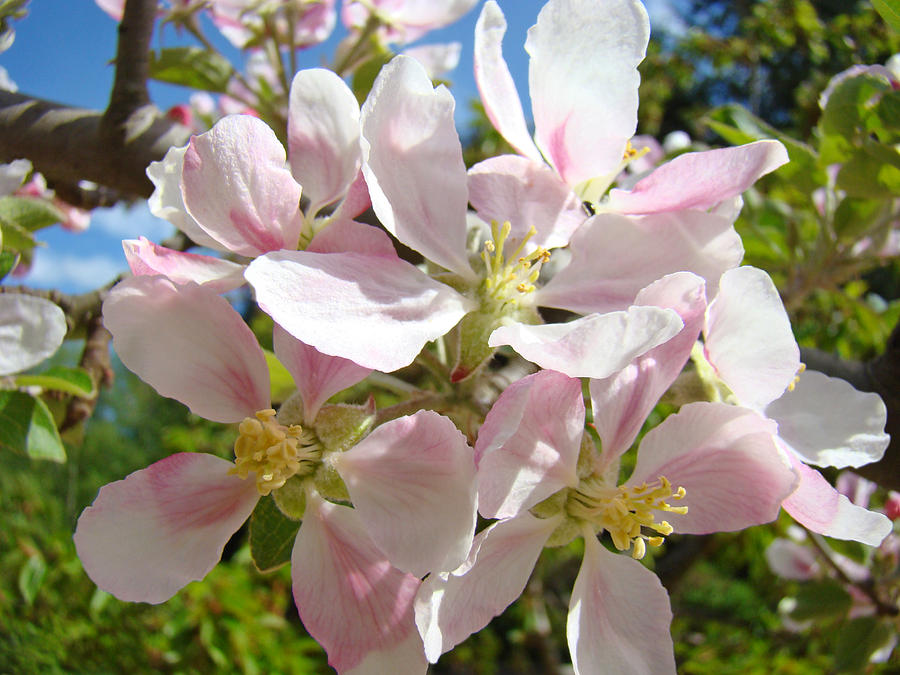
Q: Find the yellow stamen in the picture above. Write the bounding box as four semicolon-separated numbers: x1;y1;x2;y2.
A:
787;363;807;392
567;475;687;559
230;409;320;496
480;221;550;310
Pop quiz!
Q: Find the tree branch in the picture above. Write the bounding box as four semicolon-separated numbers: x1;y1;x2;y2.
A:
0;0;188;200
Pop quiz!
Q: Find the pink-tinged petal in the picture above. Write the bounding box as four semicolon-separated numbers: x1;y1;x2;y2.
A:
292;495;422;674
416;513;558;662
336;410;477;577
489;306;683;380
245;251;472;372
607;140;789;214
475;370;583;519
360;56;474;279
765;370;889;469
765;538;820;581
344;631;427;675
835;472;878;508
468;155;584;251
629;402;797;534
147;145;227;251
0;295;66;375
589;273;706;469
528;0;649;187
273;324;371;424
568;537;675;675
74;453;259;604
473;2;542;162
103;276;269;422
288;69;361;215
329;169;372;221
704;266;800;411
782;457;892;546
306;219;398;258
182;115;302;256
123;237;246;293
536;210;742;315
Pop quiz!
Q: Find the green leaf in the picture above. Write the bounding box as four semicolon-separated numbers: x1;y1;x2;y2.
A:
788;579;853;621
833;197;887;240
0;249;19;280
0;390;66;462
873;0;900;32
14;366;95;398
0;196;65;232
834;616;895;672
820;74;891;141
248;494;301;573
0;218;36;252
837;142;900;198
263;349;295;404
17;553;46;607
149;47;235;93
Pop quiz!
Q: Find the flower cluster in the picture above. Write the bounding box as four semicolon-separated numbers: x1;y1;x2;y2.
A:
75;0;894;672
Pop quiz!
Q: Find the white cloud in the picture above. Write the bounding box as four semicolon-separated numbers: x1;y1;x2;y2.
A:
90;201;175;241
24;251;125;293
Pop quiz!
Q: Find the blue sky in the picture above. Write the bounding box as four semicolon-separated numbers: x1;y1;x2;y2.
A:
0;0;683;294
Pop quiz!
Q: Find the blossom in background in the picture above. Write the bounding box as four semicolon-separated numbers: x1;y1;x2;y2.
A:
210;0;336;50
698;265;892;546
341;0;479;46
75;276;478;673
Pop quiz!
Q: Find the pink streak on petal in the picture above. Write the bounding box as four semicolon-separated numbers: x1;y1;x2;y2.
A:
590;273;707;470
306;219;398;258
607;140;789;214
629;402;796;534
475;370;583;519
568;537;675;675
273;324;371;424
337;410;477;576
360;56;473;279
292;496;422;674
467;155;584;251
783;456;892;546
181;115;302;256
473;2;541;162
528;0;649;187
246;250;472;372
536;210;742;315
73;453;259;604
416;513;557;662
123;237;246;293
103;276;270;423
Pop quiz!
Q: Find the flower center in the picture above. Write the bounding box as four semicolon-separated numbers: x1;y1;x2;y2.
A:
231;409;321;496
480;220;550;311
566;475;687;559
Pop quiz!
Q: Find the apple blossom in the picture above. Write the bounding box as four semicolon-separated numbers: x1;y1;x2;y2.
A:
342;0;479;46
698;265;893;546
0;294;66;375
75;276;478;673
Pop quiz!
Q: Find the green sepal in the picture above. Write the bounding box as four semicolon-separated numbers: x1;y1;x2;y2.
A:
313;400;376;454
149;47;235;93
787;579;852;622
271;475;307;520
14;366;95;398
249;494;302;573
0;390;66;462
